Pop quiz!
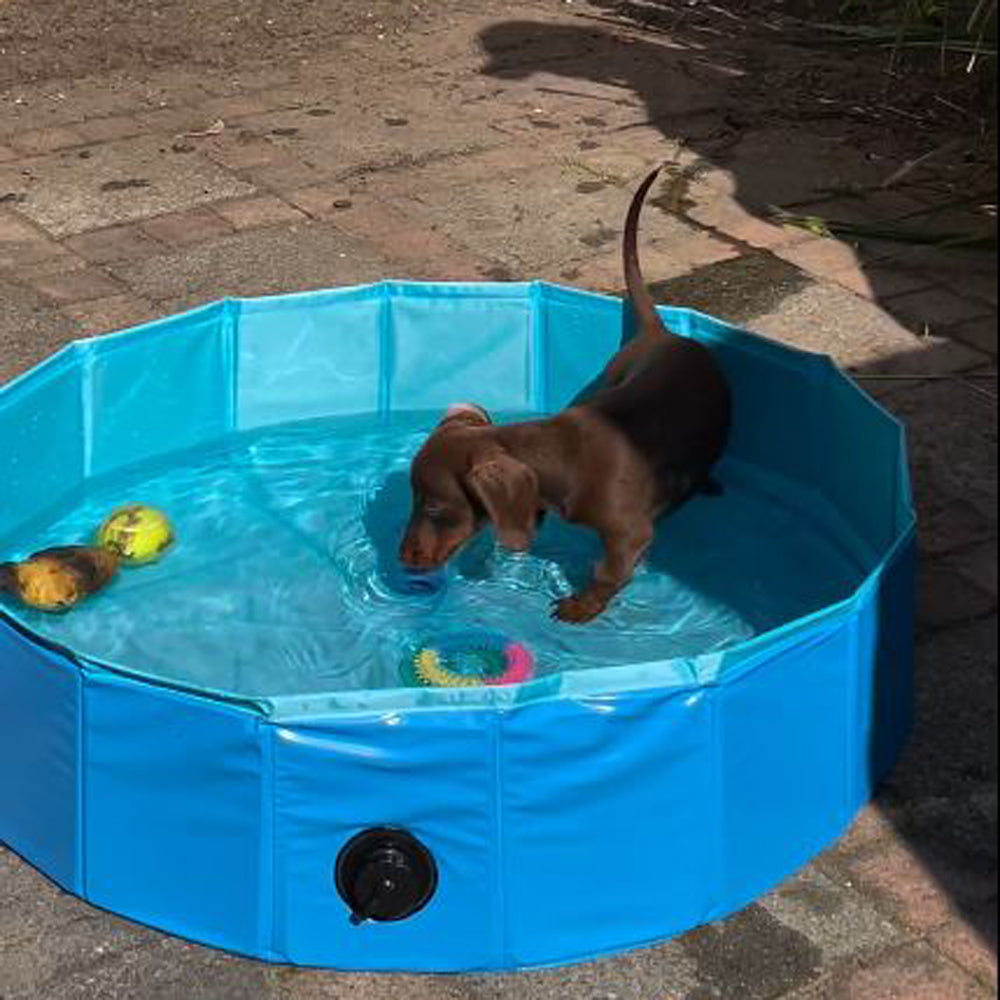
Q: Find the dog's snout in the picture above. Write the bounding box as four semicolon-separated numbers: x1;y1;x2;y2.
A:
399;533;431;570
399;537;421;567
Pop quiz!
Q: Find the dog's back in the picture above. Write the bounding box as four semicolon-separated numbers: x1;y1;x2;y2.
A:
584;166;731;488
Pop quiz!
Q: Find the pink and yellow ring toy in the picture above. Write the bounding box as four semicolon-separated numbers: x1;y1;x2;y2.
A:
401;630;535;689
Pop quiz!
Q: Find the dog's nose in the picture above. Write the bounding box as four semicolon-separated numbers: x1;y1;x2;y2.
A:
399;542;423;568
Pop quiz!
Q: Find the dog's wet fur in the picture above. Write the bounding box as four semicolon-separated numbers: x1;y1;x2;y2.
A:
400;166;732;623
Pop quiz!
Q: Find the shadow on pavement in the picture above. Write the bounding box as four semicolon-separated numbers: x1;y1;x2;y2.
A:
476;10;998;951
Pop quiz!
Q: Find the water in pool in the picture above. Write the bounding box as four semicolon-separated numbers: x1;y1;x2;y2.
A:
3;412;863;700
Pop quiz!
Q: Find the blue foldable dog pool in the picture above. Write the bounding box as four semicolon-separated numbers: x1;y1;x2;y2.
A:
0;281;914;971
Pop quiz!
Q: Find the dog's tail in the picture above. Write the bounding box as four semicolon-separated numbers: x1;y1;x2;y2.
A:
623;164;665;338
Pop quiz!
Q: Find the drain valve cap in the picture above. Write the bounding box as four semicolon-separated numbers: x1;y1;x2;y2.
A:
336;828;438;925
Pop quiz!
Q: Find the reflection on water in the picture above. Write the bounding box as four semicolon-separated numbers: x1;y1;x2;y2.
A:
2;412;862;698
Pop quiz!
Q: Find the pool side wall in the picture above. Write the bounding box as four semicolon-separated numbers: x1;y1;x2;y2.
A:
0;530;914;971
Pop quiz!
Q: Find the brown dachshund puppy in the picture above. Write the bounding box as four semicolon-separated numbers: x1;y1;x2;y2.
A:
400;166;732;623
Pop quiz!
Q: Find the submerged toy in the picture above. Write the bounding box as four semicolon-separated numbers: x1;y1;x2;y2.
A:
401;630;535;689
0;546;121;613
386;566;447;597
1;504;174;613
96;504;174;565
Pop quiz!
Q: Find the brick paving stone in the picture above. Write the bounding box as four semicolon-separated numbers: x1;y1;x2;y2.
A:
0;210;73;269
825;258;936;301
213;195;308;230
784;191;926;224
565;230;740;291
948;315;998;357
945;266;999;309
680;905;824;999
883;379;997;525
197;93;279;121
825;805;898;858
283;185;357;220
61;294;160;336
280;970;488;1000
760;868;904;962
9;134;256;237
0;210;46;244
35;937;277;1000
372;144;553;199
74;116;145;145
885;287;994;335
867;244;996;279
0;848;95;946
134;106;212;135
750;281;986;374
9;125;87;156
149;80;216;108
23;265;123;305
685;189;805;250
774;235;865;278
0;276;79;382
919;561;997;631
931;904;998;991
792;942;991;999
241;155;328;193
707;127;893;206
0;913;160;999
330;197;491;280
952;540;999;598
203;133;289;171
827;264;879;299
861;265;939;300
919;499;997;557
884;617;997;821
624;251;811;328
109;223;390;312
391;159;731;280
2;242;78;271
63;224;164;264
22;78;150;122
140;207;235;247
487;942;702;1000
8;253;89;281
223;67;297;92
830;260;942;300
250;82;328;112
843;819;996;936
282;941;702;1000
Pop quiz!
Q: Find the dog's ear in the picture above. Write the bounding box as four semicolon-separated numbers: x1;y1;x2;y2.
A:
466;455;539;552
439;403;492;428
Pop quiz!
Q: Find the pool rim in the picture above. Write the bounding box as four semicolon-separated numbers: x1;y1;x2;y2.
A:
0;281;916;722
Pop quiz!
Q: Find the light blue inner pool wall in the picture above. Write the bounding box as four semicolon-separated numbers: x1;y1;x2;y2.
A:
0;282;915;971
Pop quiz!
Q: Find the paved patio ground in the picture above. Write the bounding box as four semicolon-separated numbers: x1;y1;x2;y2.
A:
0;0;996;997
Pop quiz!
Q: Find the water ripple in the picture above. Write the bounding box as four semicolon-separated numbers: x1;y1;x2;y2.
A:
2;412;861;700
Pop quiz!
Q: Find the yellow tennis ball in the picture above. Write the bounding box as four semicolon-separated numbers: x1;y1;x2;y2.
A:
97;504;174;566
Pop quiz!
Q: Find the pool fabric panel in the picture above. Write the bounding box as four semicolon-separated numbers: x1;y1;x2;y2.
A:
0;619;80;893
82;669;265;957
0;533;912;970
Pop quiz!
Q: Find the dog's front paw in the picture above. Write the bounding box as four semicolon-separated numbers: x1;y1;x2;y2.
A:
552;594;603;625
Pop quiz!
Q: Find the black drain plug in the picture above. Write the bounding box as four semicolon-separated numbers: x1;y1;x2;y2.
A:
335;828;438;925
